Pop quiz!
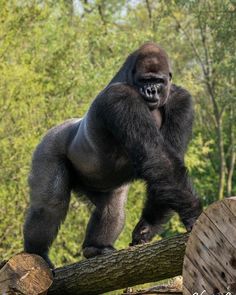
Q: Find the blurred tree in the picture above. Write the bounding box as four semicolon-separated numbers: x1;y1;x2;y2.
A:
165;0;236;200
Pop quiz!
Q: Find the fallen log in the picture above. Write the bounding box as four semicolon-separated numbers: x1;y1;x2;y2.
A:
0;234;188;295
49;233;189;295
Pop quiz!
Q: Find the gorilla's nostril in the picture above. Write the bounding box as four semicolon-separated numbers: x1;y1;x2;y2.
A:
151;89;156;95
146;88;151;96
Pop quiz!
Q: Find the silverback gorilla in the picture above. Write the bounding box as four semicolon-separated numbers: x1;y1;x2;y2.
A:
24;42;202;267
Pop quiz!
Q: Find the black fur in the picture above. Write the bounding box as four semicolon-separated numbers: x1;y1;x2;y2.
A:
23;43;202;267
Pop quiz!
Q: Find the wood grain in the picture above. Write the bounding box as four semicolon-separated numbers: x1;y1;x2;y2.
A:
0;253;53;295
183;196;236;295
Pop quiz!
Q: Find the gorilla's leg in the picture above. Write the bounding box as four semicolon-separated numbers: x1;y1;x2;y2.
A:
24;156;71;268
82;185;128;258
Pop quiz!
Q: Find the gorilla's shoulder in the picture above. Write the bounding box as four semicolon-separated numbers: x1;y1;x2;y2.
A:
97;82;140;104
168;84;193;109
106;82;138;95
170;84;191;99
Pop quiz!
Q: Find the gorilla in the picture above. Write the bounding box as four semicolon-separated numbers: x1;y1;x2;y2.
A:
23;42;202;267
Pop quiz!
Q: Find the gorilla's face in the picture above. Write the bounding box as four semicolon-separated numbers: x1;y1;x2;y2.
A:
133;44;172;108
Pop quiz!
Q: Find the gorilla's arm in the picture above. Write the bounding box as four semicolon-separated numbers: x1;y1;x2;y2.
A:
93;83;167;175
161;84;194;159
136;86;201;243
93;83;202;245
131;85;199;244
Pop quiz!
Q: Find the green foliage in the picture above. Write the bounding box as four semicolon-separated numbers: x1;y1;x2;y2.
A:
0;0;235;267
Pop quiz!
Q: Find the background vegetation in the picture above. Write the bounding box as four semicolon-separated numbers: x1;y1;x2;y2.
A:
0;0;235;271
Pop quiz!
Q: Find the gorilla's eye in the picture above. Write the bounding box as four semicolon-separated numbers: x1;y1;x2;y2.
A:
156;77;165;84
139;77;165;84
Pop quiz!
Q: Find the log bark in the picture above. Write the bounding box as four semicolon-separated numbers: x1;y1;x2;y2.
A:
122;277;183;294
48;233;189;295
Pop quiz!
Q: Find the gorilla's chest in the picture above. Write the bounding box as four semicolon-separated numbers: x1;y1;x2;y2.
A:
68;109;162;191
150;108;163;128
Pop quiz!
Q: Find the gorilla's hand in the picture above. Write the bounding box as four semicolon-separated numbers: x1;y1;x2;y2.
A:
182;215;200;232
130;218;158;246
181;198;202;232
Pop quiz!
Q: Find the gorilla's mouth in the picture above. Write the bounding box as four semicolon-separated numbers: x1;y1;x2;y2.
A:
139;84;161;105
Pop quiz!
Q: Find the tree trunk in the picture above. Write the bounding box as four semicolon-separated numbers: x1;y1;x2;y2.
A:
226;108;235;197
206;82;226;201
48;233;189;295
217;117;226;200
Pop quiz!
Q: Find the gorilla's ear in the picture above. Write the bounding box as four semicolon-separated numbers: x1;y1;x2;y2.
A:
169;72;172;81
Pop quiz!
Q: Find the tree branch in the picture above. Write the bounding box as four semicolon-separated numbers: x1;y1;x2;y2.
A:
145;0;152;20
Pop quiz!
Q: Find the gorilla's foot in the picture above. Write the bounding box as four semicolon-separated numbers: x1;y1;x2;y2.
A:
83;245;116;259
131;218;158;246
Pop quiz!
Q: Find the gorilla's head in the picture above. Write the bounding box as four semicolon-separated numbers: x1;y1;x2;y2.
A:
132;43;172;108
109;42;172;108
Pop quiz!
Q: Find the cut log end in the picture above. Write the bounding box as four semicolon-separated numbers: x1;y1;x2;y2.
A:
183;196;236;295
0;252;53;295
